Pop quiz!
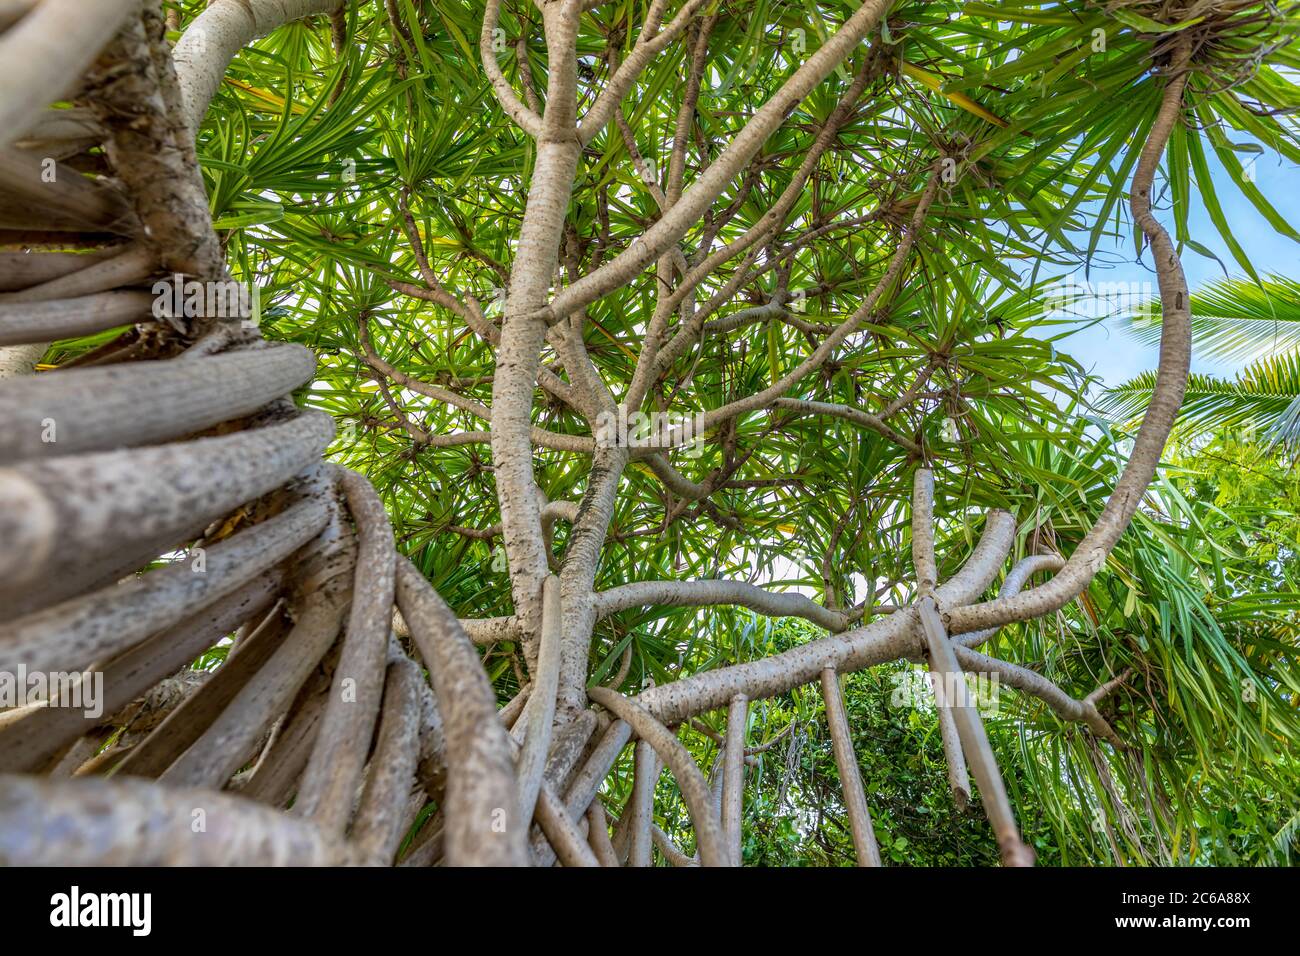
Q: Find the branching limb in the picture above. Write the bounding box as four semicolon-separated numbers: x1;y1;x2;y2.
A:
594;579;854;632
944;39;1194;637
632;510;1015;727
954;645;1128;746
579;0;709;144
954;554;1065;649
588;686;729;866
358;315;593;453
691;164;941;435
548;0;893;320
481;0;544;137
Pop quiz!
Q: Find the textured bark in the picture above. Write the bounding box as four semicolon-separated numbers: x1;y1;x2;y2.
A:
557;444;628;717
350;657;423;864
514;575;563;824
627;740;658;867
533;782;600;868
917;597;1032;867
912;469;938;594
0;345;317;462
930;665;970;812
85;3;225;279
0;0;140;149
160;582;349;789
0;774;354;865
0;572;282;773
588;686;728;866
953;645;1124;746
0;410;333;615
562;717;632;823
820;668;882;866
0;146;134;233
720;694;748;866
954;555;1065;649
490;137;584;651
1;244;154;303
585;801;620;867
0;495;328;679
0;290;153;346
294;468;397;833
595;579;852;631
0;248;123;293
115;605;293;779
395;558;528;866
0;342;44;380
237;665;332;807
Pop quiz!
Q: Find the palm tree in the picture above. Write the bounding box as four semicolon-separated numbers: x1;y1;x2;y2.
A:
1107;276;1300;444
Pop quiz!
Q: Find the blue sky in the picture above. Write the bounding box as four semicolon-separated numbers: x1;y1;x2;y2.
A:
1045;145;1300;388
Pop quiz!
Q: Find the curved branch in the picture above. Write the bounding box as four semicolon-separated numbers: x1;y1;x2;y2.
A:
579;0;709;144
588;686;729;866
953;645;1126;746
395;559;527;866
174;0;343;130
954;554;1065;649
294;467;397;834
945;40;1194;637
632;510;1016;726
480;0;544;138
594;578;853;632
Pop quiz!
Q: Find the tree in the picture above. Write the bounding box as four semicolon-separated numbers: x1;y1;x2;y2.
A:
0;0;1296;866
1109;275;1300;446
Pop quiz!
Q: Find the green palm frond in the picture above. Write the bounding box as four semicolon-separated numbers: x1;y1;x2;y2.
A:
1121;275;1300;363
1104;350;1300;442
